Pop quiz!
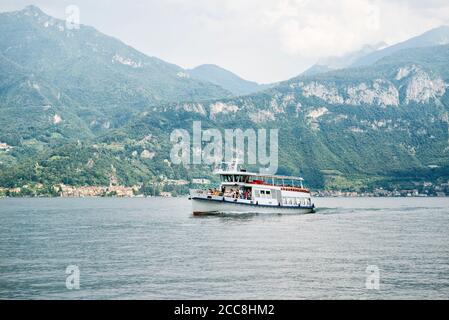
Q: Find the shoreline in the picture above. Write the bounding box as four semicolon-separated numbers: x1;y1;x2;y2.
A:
1;184;448;199
0;194;447;199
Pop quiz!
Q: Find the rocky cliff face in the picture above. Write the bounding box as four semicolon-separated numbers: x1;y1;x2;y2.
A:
161;48;449;188
1;8;449;189
171;62;448;124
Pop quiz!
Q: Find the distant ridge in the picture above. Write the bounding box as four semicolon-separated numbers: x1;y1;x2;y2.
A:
0;5;232;110
301;42;386;76
187;64;271;96
351;25;449;67
1;6;449;192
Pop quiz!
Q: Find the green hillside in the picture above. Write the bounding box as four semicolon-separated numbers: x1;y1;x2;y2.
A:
1;6;449;194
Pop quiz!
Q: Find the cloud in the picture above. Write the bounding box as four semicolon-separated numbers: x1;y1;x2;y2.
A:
261;0;444;57
157;0;449;81
1;0;449;83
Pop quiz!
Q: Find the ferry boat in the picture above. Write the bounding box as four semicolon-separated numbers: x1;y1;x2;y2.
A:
189;161;315;215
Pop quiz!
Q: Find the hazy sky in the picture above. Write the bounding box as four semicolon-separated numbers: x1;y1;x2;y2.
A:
1;0;449;83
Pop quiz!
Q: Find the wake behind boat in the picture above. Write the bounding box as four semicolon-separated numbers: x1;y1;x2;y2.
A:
189;160;315;215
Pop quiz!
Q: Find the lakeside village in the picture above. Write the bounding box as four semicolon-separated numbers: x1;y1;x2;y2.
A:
0;177;448;198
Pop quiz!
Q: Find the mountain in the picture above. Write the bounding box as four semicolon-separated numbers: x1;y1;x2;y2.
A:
156;44;449;189
304;26;449;76
302;42;386;76
0;6;231;108
0;5;235;150
6;44;446;192
351;25;449;67
187;64;271;95
300;64;335;77
1;9;449;193
320;43;387;68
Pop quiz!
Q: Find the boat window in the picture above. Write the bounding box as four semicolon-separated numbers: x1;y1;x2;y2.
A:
266;190;271;195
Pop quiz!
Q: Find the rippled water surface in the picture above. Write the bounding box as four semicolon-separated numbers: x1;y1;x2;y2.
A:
0;197;448;299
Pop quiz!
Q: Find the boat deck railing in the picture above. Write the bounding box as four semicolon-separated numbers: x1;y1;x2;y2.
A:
190;191;314;209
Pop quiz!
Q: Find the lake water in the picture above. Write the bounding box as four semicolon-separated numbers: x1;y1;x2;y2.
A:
0;197;448;299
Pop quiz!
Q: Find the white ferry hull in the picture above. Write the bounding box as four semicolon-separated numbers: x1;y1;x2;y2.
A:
192;197;314;215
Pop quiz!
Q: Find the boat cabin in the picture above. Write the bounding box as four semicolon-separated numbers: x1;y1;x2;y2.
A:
190;160;315;214
209;167;312;207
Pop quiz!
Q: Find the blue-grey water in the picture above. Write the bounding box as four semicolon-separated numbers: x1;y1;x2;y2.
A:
0;197;448;300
